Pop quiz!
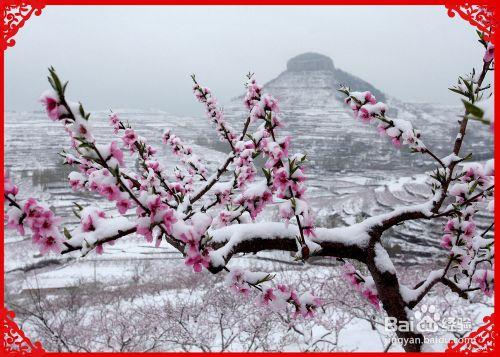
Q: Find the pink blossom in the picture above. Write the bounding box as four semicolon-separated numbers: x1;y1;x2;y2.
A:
23;198;44;221
35;210;62;236
122;128;138;149
100;184;121;201
258;288;276;306
262;94;279;112
95;244;104;255
444;219;458;233
6;207;25;235
184;249;211;273
162;209;178;234
110;141;125;166
116;198;132;214
484;43;494;63
474;270;493;297
184;254;203;272
462;220;476;239
244;78;262;110
179;230;200;254
361;288;380;309
226;269;251;297
82;214;95;232
109;113;121;133
4;177;19;196
136;218;153;242
274;168;291;192
357;107;371;122
68;171;85;191
377;124;387;136
341;263;363;288
440;234;453;250
391;137;402;149
364;91;377;104
38;234;63;255
40;92;61;121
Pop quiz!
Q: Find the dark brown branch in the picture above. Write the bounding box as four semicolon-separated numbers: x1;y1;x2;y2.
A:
61;225;185;255
207;236;366;274
61;227;137;254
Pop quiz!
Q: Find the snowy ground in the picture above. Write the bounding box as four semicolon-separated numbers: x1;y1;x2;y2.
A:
4;106;494;352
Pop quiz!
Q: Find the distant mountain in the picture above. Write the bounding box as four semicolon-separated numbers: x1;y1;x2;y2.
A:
3;53;493;270
263;52;386;105
228;52;492;173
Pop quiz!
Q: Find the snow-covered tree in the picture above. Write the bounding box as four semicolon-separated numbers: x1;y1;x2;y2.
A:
4;33;494;352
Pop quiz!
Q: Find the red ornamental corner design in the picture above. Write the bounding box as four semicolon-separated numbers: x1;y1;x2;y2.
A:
1;308;45;355
2;0;45;50
446;314;496;353
446;2;496;44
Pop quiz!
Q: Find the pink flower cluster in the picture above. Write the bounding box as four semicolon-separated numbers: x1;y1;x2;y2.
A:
136;193;178;239
5;176;19;196
250;94;282;127
244;81;315;238
244;77;263;111
5;192;64;255
342;89;425;152
163;129;208;180
86;168;132;214
233;140;258;189
274;158;315;237
341;263;380;309
234;181;273;220
225;268;321;318
40;91;66;121
440;160;494;297
484;43;494;63
473;269;493;297
76;207;117;255
192;81;237;145
179;229;211;272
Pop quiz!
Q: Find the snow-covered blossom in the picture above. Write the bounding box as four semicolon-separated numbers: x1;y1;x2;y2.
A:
68;171;86;191
341;262;380;309
244;77;263;111
474;269;494;297
122;128;138;151
4;176;19;196
40;90;63;121
340;87;426;152
192;76;237;146
163;129;207;179
5;192;65;255
484;43;494;63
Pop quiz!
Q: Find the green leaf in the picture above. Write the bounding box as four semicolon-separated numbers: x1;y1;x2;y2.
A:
62;81;69;94
72;209;81;219
469;181;479;194
48;76;56;90
449;87;465;96
461;99;484;118
63;227;72;240
79;103;86;118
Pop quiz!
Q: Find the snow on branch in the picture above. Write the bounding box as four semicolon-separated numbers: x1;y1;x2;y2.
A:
3;35;495;347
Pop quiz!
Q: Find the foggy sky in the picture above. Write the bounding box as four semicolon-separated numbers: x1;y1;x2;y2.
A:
5;5;484;116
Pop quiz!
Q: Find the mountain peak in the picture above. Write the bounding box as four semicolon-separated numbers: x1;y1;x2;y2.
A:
287;52;335;72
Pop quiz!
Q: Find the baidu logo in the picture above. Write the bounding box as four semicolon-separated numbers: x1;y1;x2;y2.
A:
385;304;441;333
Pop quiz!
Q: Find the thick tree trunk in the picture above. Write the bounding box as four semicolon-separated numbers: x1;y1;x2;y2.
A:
366;237;424;352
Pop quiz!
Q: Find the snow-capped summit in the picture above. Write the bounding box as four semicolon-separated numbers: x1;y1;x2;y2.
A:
286;52;335;72
262;52;386;107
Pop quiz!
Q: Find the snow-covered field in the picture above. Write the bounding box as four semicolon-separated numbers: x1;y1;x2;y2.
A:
4;83;494;351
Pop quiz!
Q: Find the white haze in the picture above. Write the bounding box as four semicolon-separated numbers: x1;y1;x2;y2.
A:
5;5;484;115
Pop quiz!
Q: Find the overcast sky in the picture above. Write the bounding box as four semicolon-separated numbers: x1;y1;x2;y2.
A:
5;5;484;115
